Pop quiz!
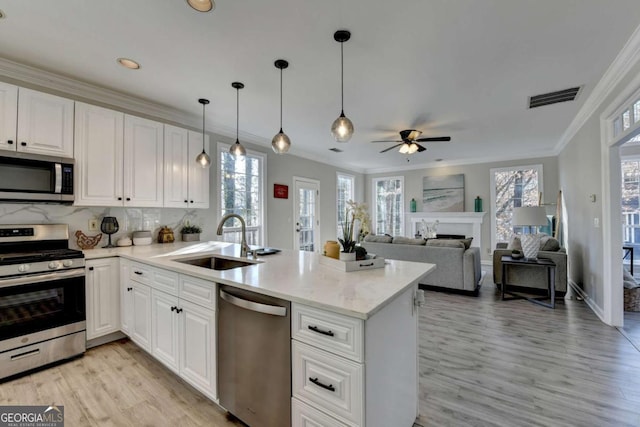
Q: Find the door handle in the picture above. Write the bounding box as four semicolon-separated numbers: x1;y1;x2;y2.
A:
295;222;300;232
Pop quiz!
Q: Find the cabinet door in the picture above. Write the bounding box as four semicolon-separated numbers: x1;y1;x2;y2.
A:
86;258;120;340
123;115;163;207
187;130;210;209
17;88;74;157
120;259;133;335
0;82;17;152
163;125;189;208
179;299;216;399
131;282;152;352
151;290;179;373
74;102;124;206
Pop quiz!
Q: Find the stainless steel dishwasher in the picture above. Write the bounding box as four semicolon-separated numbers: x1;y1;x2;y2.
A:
218;285;291;427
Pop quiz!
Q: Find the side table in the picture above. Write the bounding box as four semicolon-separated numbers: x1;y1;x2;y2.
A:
501;255;556;308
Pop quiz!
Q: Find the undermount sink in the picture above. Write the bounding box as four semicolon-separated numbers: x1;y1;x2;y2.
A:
177;255;261;271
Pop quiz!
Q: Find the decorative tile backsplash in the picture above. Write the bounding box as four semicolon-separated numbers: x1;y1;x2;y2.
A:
0;203;215;249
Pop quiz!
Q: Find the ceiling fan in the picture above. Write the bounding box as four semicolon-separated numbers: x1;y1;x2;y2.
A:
372;129;451;154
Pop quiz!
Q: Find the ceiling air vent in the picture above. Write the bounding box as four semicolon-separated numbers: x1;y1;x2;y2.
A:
528;86;581;109
329;148;343;153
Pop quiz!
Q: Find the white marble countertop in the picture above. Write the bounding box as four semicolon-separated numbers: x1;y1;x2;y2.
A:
84;241;435;319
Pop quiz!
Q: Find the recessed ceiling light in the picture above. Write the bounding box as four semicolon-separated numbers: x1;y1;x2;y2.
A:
435;158;443;162
187;0;215;12
117;58;140;70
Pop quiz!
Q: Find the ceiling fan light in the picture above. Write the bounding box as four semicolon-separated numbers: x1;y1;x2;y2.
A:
407;130;422;140
187;0;214;12
399;144;410;154
331;113;354;143
272;130;291;154
408;143;419;154
230;140;246;157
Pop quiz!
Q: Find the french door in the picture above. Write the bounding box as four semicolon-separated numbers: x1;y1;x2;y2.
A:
293;177;320;252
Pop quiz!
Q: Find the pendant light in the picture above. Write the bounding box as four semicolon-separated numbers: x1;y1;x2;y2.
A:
331;30;354;143
230;82;246;157
272;59;291;154
195;98;211;168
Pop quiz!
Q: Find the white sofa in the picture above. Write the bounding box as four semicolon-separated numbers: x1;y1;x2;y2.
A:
360;235;482;294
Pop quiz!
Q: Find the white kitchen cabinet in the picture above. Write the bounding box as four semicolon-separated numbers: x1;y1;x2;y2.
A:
124;115;164;206
131;281;152;352
74;103;164;207
0;82;18;152
164;124;209;209
85;258;121;340
17;88;74;157
151;289;180;374
179;298;216;399
74;102;124;206
120;259;133;335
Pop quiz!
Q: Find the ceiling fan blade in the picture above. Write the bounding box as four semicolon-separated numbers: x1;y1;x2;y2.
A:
415;136;451;142
416;144;427;152
380;143;404;153
371;140;402;143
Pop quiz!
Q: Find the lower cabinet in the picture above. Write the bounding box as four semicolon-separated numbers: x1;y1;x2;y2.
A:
121;260;217;400
86;257;121;340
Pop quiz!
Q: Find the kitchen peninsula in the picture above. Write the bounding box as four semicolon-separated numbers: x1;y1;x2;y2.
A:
84;241;435;427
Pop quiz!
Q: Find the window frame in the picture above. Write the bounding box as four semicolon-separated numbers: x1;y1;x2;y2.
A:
489;164;544;250
371;175;405;236
216;142;267;246
336;172;355;238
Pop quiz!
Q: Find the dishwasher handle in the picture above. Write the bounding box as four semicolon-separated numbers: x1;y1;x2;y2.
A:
219;289;287;317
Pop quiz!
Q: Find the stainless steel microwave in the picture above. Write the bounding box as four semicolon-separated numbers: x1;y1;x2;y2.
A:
0;152;74;203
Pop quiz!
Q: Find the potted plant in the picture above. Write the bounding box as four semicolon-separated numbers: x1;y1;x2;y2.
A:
338;200;370;261
180;221;202;242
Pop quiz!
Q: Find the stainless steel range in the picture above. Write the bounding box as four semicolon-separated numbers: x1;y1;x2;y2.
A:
0;224;86;381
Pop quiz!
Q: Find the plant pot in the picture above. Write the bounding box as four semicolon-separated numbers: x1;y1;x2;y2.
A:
182;233;200;242
339;252;356;261
324;240;340;259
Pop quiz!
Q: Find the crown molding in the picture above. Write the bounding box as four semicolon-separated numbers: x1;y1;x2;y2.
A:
555;23;640;152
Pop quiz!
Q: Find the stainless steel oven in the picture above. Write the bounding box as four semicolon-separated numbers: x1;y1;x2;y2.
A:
0;224;85;381
0;152;74;203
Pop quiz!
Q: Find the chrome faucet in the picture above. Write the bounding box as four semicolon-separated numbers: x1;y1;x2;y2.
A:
217;213;252;257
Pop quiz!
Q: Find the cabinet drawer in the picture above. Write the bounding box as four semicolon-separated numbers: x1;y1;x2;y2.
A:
130;262;153;286
292;341;363;427
292;304;363;362
179;275;216;308
292;398;349;427
153;268;179;295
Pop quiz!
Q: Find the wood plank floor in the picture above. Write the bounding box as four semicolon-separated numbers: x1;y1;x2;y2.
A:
1;275;639;426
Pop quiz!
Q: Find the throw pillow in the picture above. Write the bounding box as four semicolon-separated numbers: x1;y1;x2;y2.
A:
539;236;561;252
426;239;465;249
363;234;393;243
623;266;639;289
460;238;473;249
392;236;426;245
507;235;522;251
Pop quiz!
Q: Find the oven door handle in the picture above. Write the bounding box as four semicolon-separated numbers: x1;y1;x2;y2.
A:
0;269;85;289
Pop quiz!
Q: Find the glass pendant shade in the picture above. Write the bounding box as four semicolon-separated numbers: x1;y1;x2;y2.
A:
272;129;291;153
331;112;354;143
196;150;211;167
408;143;419;154
230;140;246;157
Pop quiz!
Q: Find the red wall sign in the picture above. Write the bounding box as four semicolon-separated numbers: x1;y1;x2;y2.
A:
274;184;288;199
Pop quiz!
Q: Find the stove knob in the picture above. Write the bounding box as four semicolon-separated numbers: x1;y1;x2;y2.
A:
62;259;73;267
48;261;61;270
18;264;30;273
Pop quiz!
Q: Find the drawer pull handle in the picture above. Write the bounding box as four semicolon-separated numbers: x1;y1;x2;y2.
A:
309;377;335;392
359;262;374;267
308;325;334;337
134;271;143;275
11;348;40;361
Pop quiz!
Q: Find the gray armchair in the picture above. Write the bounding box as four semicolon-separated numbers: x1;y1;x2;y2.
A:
493;242;568;295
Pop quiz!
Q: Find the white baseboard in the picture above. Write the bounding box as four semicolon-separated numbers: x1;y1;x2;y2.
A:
568;280;605;322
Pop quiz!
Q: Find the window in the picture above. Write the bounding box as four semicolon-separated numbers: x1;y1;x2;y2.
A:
490;165;543;248
337;173;354;238
372;176;404;236
218;144;266;246
621;158;640;249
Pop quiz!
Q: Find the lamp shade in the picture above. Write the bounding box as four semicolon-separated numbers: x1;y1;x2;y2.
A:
512;206;548;227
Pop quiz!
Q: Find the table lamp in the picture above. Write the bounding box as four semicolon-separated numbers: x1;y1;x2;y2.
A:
512;206;548;259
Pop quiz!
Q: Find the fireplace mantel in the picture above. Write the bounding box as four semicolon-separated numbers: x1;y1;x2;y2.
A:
405;212;487;248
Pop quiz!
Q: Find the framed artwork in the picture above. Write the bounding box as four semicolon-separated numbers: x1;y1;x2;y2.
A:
274;183;288;199
423;174;465;212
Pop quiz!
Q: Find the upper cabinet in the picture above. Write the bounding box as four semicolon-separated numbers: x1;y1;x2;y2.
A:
0;84;74;157
164;125;209;209
0;83;18;152
75;102;164;207
17;88;74;157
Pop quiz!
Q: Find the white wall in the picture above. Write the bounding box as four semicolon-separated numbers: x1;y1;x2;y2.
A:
365;157;559;262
